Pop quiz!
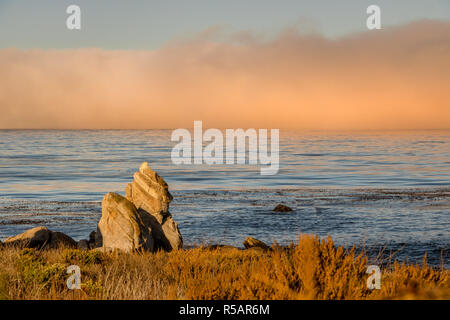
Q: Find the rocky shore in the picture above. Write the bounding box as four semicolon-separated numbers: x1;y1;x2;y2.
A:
1;162;272;252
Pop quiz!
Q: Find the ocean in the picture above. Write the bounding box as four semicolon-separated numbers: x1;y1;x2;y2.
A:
0;129;449;266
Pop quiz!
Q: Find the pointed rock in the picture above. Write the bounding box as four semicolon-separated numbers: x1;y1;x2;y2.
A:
126;162;173;223
125;162;182;251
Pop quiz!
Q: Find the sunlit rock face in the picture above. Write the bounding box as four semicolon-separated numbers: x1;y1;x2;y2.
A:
97;162;182;253
97;192;154;252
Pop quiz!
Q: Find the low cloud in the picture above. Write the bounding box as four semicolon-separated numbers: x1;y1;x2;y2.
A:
0;20;449;130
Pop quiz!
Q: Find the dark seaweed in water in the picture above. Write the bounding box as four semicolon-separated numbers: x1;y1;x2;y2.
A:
0;187;448;268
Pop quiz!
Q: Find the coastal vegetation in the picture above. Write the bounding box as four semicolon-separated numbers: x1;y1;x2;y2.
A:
0;234;448;300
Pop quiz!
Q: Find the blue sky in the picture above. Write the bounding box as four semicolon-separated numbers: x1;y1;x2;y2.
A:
0;0;449;49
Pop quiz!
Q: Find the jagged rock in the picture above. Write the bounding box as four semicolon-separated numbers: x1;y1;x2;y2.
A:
97;192;154;252
125;162;172;223
243;237;270;250
273;204;293;212
124;162;182;251
4;227;77;249
78;239;90;250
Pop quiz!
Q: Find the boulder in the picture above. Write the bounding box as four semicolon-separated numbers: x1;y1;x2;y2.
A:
48;231;77;248
243;237;270;251
273;204;293;212
77;239;90;250
4;226;77;249
124;162;182;251
4;227;51;248
96;192;154;252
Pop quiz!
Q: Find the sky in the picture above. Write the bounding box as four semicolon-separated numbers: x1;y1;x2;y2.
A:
0;1;449;129
1;0;449;49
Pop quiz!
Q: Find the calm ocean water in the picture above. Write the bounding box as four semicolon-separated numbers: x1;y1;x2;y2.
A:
0;130;449;266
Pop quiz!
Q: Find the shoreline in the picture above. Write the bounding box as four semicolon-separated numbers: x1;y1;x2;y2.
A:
1;186;449;267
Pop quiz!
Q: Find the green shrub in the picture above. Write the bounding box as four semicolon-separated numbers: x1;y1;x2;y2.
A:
15;248;68;289
62;249;105;265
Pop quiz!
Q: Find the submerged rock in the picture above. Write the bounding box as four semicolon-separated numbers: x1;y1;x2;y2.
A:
243;237;270;251
273;204;293;212
4;226;77;249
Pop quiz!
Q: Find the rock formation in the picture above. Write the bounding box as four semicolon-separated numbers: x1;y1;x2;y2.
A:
4;163;182;253
96;162;182;252
4;226;77;249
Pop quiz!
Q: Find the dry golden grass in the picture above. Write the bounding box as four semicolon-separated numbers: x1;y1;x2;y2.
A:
0;234;448;300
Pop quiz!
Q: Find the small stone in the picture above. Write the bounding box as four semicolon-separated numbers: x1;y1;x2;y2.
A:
243;237;270;250
273;204;293;212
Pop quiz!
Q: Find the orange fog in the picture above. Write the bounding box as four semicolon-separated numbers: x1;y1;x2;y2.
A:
0;20;449;130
